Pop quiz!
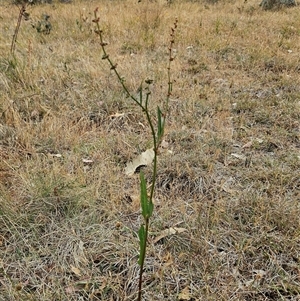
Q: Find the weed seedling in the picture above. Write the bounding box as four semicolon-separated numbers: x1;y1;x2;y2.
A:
93;8;177;300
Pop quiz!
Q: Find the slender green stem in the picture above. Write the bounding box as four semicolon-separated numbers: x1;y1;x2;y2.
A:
137;134;157;301
93;10;177;301
150;149;158;201
137;218;149;300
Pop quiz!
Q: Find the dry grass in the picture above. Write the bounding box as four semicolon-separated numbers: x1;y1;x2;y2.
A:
1;0;300;300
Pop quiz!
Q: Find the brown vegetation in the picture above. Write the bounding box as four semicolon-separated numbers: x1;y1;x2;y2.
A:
0;0;300;300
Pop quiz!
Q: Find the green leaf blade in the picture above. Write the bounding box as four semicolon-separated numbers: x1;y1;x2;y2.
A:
157;106;164;141
148;201;154;218
140;172;148;219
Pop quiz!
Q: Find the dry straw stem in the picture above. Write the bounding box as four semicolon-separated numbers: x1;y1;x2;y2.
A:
1;0;300;300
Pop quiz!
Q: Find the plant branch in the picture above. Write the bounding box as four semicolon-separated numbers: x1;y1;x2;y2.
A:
11;3;27;55
93;9;177;301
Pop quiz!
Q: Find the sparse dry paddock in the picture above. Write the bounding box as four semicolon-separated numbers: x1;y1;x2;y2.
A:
0;0;300;300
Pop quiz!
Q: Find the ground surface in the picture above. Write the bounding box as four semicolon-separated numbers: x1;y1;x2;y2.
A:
0;0;300;300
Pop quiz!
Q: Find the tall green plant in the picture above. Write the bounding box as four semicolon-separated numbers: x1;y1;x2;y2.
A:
93;8;177;300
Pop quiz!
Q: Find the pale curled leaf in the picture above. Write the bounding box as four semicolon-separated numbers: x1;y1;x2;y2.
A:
253;269;267;278
231;153;246;160
125;149;154;176
65;285;76;294
50;153;62;158
153;227;187;244
82;158;93;164
70;265;81;277
178;286;191;300
73;240;88;265
242;141;252;148
109;112;125;118
161;140;169;149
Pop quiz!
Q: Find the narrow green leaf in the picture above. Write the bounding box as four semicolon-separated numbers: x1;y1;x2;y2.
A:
138;225;146;265
148;201;154;218
145;92;150;110
140;172;148;219
157;106;164;140
139;83;143;105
